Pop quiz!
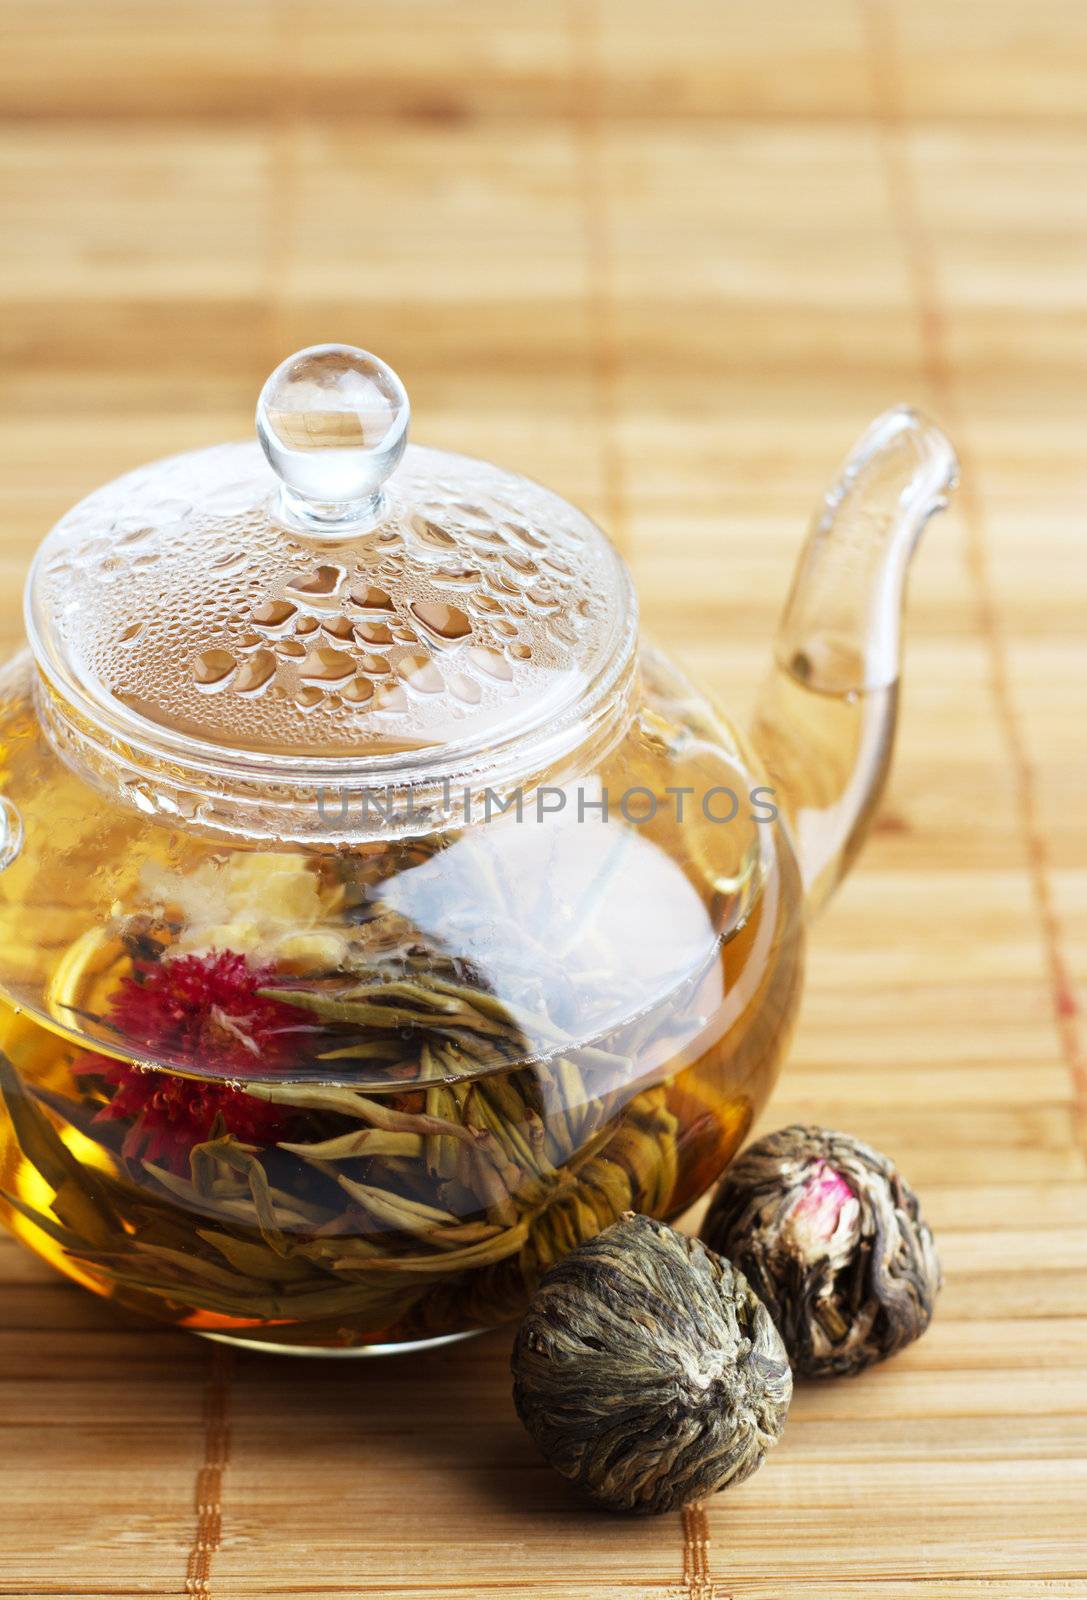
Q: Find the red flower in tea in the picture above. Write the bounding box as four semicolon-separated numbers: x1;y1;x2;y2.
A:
75;950;312;1169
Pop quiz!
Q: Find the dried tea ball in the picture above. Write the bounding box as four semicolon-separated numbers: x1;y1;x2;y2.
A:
701;1124;941;1379
511;1213;792;1515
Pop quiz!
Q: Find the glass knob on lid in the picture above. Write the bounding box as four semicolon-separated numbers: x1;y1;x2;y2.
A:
257;344;410;535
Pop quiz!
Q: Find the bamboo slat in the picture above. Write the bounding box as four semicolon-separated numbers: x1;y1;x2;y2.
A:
0;2;1084;1596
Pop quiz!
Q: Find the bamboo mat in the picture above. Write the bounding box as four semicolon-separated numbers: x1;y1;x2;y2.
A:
1;2;1085;1596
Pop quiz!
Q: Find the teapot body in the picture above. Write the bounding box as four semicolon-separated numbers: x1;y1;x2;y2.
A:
0;643;804;1353
0;346;953;1352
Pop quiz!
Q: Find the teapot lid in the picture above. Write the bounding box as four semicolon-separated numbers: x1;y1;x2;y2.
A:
26;346;636;834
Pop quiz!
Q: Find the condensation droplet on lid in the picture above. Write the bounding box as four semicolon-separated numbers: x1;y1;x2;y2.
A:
410;515;457;551
117;524;154;548
295;685;325;710
300;645;356;683
192;649;237;690
410;599;472;643
235;650;276;694
341;676;374;706
434;564;480;587
236;632;263;651
295;615;320;636
287;564;344;599
373;682;408;712
508;642;532;661
505;522;547;551
471;593;504;615
356;620;394;646
347;584;393;611
468;646;513;682
397;652;444;694
275;639;306;658
504;551;538;576
209;548;247;574
492;617;518;638
356;652;391;675
322;615;356;641
448;672;482;705
118;621;145;644
251;599;297;628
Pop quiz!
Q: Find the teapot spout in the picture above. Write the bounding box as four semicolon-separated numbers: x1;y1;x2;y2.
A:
751;407;959;914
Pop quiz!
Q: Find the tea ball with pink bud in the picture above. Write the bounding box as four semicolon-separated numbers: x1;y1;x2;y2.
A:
701;1125;941;1378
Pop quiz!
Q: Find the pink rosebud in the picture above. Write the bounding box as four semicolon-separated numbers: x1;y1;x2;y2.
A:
784;1160;859;1253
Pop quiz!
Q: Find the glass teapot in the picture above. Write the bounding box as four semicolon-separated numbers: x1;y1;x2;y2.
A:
0;345;957;1354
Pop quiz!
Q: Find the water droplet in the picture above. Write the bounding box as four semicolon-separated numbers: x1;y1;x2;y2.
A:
118;621;145;645
396;652;444;694
235;650;276;694
373;682;408;712
251;599;298;628
356;652;391;675
356;620;394;646
471;593;504;616
492;617;518;638
410;515;456;551
508;642;532;661
341;676;374;706
288;564;344;599
467;646;513;682
300;645;356;683
322;615;356;641
275;639;307;658
448;672;482;705
410;599;472;643
347;584;393;611
295;685;325;710
504;551;537;576
117;524;154;548
209;547;247;574
434;564;480;587
504;521;547;551
192;648;236;690
236;631;263;651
